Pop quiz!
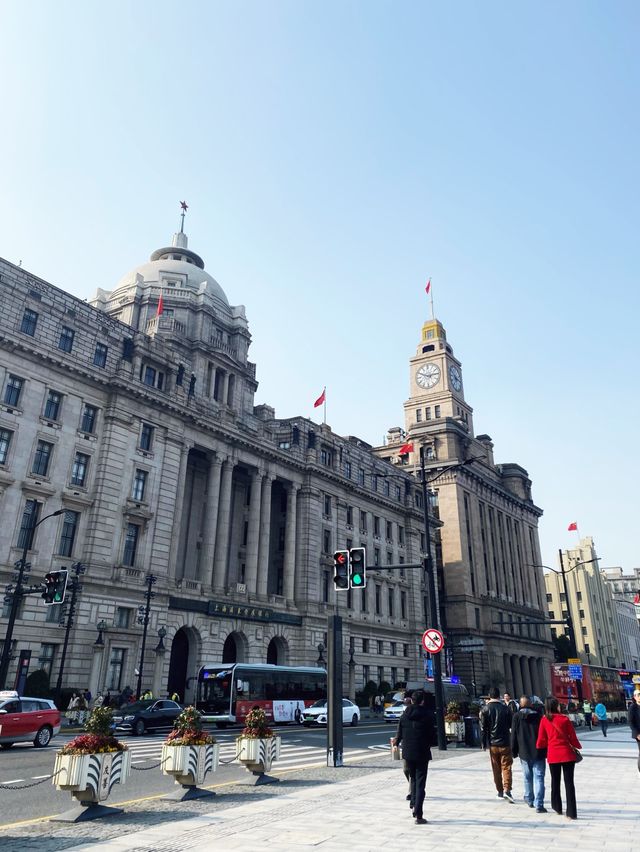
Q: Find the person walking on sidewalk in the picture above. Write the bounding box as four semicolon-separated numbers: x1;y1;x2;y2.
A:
628;689;640;772
536;696;582;820
511;696;547;813
582;700;593;730
480;686;514;803
594;701;609;737
393;689;437;825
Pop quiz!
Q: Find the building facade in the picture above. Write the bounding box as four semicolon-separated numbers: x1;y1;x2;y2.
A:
374;316;553;697
0;229;433;701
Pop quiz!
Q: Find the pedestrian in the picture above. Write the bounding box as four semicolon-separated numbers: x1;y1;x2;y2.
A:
628;689;640;773
393;689;437;825
76;693;88;725
374;694;382;715
93;692;104;708
66;692;79;724
582;700;593;730
511;696;547;813
536;696;582;820
503;692;519;715
83;689;92;704
104;691;112;708
479;686;515;803
170;691;180;703
594;701;608;737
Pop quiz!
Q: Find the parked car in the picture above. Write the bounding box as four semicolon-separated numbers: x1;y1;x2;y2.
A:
384;701;406;724
0;690;61;748
302;698;360;727
112;699;183;736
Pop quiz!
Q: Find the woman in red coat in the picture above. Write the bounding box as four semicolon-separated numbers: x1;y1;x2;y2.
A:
536;696;582;819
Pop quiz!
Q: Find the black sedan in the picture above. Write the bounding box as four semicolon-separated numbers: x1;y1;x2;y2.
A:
112;699;183;736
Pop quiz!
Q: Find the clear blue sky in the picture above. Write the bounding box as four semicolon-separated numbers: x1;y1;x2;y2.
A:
1;1;638;571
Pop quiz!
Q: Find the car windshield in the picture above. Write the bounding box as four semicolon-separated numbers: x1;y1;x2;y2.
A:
118;701;154;713
310;700;327;709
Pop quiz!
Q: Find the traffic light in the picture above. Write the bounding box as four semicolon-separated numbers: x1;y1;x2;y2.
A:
42;570;68;605
349;547;366;589
333;550;350;590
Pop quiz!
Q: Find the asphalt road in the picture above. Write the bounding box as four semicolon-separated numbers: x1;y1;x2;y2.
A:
0;720;396;826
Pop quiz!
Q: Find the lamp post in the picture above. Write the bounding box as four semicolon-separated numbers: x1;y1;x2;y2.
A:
136;573;157;699
54;561;86;701
94;620;107;647
0;507;65;690
155;626;167;654
316;643;326;667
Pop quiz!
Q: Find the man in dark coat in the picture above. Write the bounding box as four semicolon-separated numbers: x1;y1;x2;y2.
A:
628;689;640;773
393;689;437;825
511;696;547;812
480;686;514;802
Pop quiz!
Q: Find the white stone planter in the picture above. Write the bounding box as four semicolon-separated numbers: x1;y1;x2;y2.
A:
161;743;219;800
444;720;465;742
51;749;131;821
236;735;281;784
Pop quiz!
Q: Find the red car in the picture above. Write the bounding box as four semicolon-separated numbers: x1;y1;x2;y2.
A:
0;690;61;748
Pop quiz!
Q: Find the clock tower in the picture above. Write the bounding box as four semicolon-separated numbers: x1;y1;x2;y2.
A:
403;317;474;464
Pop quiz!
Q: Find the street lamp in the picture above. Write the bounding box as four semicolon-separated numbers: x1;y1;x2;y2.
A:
0;507;65;689
136;573;157;699
94;620;107;647
155;626;167;653
316;643;326;667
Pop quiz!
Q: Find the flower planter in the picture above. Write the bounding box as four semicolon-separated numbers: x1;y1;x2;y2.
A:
236;735;281;785
51;750;131;822
161;743;219;801
444;720;465;742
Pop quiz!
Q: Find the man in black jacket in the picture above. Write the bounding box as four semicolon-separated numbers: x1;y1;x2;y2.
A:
511;696;547;812
479;686;514;802
393;689;437;825
628;689;640;773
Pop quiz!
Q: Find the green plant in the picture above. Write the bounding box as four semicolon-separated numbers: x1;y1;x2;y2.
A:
238;706;274;739
444;701;462;723
58;707;126;755
165;706;216;747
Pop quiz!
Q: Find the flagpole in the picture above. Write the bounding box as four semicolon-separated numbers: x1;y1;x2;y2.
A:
323;390;327;425
430;278;434;320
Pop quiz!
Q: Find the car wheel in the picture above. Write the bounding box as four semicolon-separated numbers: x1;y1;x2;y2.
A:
133;720;146;737
351;714;359;727
34;726;52;747
1;742;14;749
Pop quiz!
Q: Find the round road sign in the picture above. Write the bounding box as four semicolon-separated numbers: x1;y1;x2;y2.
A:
421;628;445;654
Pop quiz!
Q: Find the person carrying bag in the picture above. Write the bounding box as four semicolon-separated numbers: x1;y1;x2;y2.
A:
536;696;582;820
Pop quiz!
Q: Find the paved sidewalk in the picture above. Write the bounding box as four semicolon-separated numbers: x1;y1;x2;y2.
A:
65;726;638;851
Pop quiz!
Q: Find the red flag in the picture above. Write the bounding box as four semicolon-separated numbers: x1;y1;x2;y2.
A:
313;388;326;408
425;278;431;295
634;594;640;605
399;442;414;455
157;293;164;317
567;521;578;531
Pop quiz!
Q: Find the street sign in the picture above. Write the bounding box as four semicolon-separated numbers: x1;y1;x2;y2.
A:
567;658;581;664
568;662;583;680
421;628;445;654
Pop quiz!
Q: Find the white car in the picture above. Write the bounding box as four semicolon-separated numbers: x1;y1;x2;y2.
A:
384;701;406;723
302;698;360;727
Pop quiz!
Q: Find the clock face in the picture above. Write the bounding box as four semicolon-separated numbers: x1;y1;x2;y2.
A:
416;363;441;389
449;365;462;392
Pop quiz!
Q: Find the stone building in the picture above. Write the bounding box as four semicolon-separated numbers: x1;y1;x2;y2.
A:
374;316;554;697
0;227;432;701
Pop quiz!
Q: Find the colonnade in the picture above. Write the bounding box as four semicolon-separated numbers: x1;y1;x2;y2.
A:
502;652;547;698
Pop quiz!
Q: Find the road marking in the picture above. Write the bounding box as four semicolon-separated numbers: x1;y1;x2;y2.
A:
31;775;50;779
0;779;24;784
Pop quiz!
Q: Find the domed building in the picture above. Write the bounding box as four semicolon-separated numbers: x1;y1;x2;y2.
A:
0;222;429;705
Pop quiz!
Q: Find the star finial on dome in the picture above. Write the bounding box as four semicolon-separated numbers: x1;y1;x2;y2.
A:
179;200;188;233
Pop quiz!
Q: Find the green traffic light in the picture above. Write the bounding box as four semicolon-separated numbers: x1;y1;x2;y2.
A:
352;574;362;585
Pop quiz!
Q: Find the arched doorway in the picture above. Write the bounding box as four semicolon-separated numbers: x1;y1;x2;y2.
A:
222;631;248;663
167;627;202;703
266;635;289;666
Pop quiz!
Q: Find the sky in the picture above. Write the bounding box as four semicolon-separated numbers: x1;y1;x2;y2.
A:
1;1;638;572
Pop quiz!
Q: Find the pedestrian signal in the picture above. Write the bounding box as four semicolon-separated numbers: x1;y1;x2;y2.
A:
333;550;350;591
349;547;366;589
42;570;68;605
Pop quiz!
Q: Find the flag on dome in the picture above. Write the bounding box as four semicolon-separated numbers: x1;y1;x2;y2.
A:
313;388;326;408
425;278;431;295
157;293;164;316
399;442;414;455
567;521;578;531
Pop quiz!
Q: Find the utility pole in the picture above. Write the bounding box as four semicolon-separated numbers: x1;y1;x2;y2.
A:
136;574;157;699
54;562;86;701
326;613;343;767
558;548;583;703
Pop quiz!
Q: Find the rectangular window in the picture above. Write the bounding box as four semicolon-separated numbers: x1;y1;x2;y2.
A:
401;592;407;620
132;469;148;501
383;480;390;497
115;607;131;629
323;529;331;554
21;308;39;336
377;640;384;654
143;365;156;386
375;585;382;615
403;643;409;657
38;643;56;677
378;666;384;684
58;510;79;557
372;475;378;492
373;516;380;536
123;523;140;566
323;494;331;516
32;440;53;476
362;664;370;685
139;423;154;451
425;407;432;420
391;667;397;685
390;641;396;656
4;375;24;407
344;461;352;479
546;593;553;602
58;326;75;353
360;510;367;532
80;404;98;434
576;591;582;601
0;428;12;465
581;626;588;635
374;547;380;566
107;648;126;691
388;588;395;617
434;405;441;418
346;506;353;526
46;603;62;624
387;550;393;564
398;526;405;545
320;447;332;466
358;468;365;486
416;409;422;422
548;610;555;619
395;485;401;501
44;390;62;421
362;638;369;653
386;521;393;541
17;499;41;550
404;668;410;682
93;342;108;367
70;452;89;487
322;570;329;603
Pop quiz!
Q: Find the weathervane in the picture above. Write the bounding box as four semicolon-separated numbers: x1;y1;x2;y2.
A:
179;200;188;233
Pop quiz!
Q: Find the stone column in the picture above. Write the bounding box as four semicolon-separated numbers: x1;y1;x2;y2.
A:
244;468;262;594
89;646;105;697
221;372;229;406
520;656;531;697
528;658;538;696
168;444;190;578
257;475;274;597
212;458;235;591
503;653;512;693
511;656;523;697
201;457;223;588
152;651;166;698
283;484;299;602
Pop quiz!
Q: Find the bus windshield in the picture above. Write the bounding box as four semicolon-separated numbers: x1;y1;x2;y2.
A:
198;668;233;716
